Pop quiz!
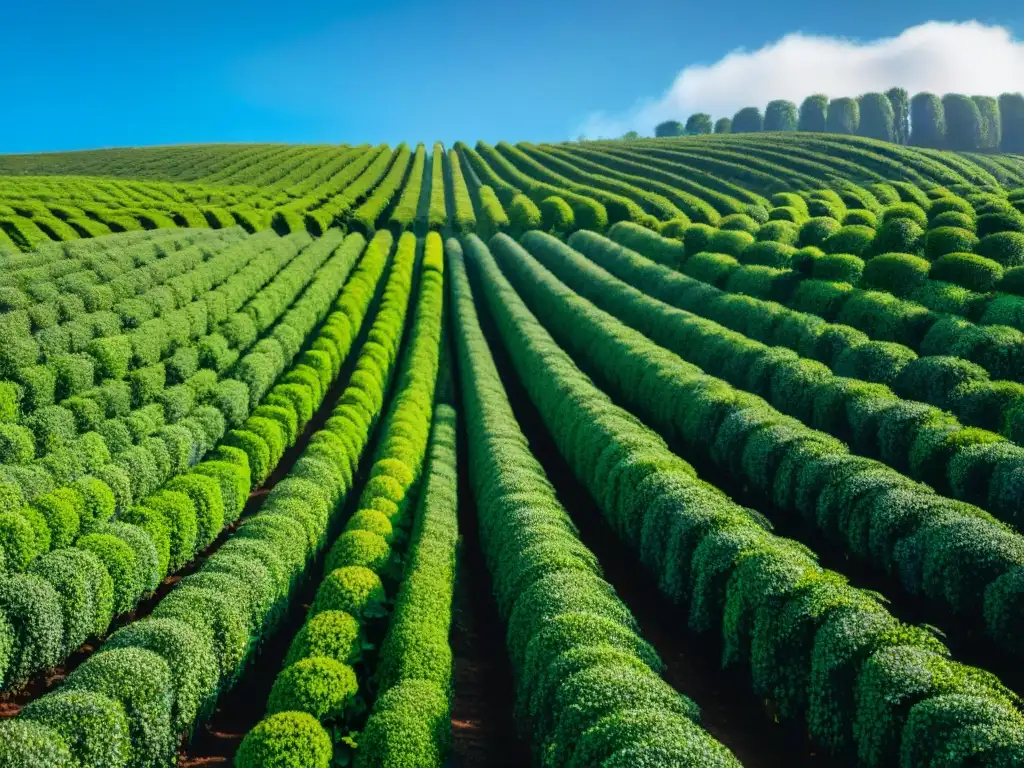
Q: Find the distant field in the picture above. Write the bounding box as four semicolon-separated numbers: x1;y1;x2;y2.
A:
2;133;1024;768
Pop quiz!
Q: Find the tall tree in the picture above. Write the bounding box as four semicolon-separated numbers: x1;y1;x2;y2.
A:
654;120;685;138
825;97;860;135
887;87;910;144
732;107;764;133
943;94;984;151
764;100;798;132
620;131;640;141
972;96;1001;150
714;117;732;134
999;93;1024;152
910;92;947;148
684;113;713;135
798;94;829;132
858;93;896;141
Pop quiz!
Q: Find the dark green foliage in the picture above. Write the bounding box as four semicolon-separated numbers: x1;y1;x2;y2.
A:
684;113;713;134
764;100;798;132
978;232;1024;267
714;117;731;134
0;720;74;766
873;217;924;256
943;94;985;150
63;647;175;768
910;92;947;148
104;617;219;735
654;121;684;138
0;573;63;687
823;225;875;257
925;227;979;261
858;93;896;142
813;253;864;283
1000;93;1024;153
826;98;859;135
887;88;910;144
20;689;130;768
799;94;829;132
799;217;842;248
929;253;1003;292
540;196;574;234
862;253;931;297
732;107;763;133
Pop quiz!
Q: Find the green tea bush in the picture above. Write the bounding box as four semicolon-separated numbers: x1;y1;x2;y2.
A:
740;241;796;268
20;689;129;768
930;210;975;231
977;210;1024;238
813;253;864;283
0;573;63;687
823;225;875;257
977;232;1024;267
235;711;331;768
719;213;759;233
103;617;219;734
540;196;574;234
0;720;74;767
929;252;1003;292
925;226;979;261
873;217;924;256
682;252;739;287
861;253;931;297
708;229;755;257
63;647;175;768
844;210;877;228
266;656;358;719
311;566;386;620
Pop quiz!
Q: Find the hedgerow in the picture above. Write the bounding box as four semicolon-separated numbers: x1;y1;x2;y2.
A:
447;235;737;764
239;230;442;765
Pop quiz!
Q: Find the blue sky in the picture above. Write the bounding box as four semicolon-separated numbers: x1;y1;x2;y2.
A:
0;0;1021;152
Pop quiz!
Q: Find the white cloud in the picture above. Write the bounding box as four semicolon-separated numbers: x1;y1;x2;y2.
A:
577;21;1024;139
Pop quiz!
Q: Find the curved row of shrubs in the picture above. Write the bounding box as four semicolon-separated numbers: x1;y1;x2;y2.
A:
415;144;447;234
349;144;413;235
388;144;427;233
447;150;477;235
531;143;732;222
474;141;609;232
0;230;407;768
517;143;685;223
238;231;444;767
559;229;1024;521
301;146;396;236
606;223;1024;448
502;231;1024;644
471;232;1024;766
449;234;741;767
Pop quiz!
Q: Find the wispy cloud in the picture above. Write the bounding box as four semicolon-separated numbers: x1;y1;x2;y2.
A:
576;21;1024;139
